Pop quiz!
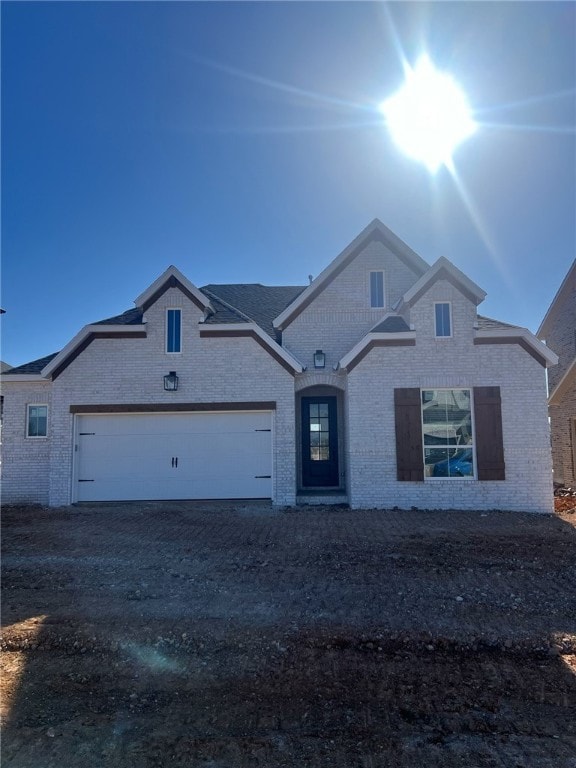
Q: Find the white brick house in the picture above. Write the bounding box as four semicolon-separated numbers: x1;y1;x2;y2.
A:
1;220;557;512
537;260;576;488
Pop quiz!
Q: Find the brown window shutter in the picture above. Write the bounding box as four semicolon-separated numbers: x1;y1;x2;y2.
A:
474;386;505;480
394;388;424;481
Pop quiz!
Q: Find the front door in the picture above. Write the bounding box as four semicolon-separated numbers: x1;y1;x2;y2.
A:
301;396;339;487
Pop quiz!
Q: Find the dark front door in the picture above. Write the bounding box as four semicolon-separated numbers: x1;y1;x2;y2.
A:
301;396;339;487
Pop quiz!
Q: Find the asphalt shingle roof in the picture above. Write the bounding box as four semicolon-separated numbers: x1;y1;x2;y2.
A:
371;316;411;333
201;284;306;340
93;308;144;325
476;315;522;331
4;353;59;375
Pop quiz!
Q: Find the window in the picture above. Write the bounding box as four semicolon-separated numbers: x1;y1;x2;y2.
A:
369;271;385;308
395;386;504;482
27;404;48;438
308;402;330;461
421;389;474;477
166;309;182;353
434;302;452;337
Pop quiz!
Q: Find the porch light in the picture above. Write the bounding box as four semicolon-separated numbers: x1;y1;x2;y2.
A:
313;350;326;369
163;371;179;391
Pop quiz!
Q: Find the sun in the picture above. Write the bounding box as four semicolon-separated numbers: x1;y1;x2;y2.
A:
380;55;477;173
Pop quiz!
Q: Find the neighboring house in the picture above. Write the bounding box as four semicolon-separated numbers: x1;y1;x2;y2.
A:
537;260;576;488
1;219;557;512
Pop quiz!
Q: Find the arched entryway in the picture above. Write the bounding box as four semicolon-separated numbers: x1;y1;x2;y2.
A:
296;379;346;495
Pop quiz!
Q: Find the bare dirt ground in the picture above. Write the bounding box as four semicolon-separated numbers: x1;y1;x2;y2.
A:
2;502;575;767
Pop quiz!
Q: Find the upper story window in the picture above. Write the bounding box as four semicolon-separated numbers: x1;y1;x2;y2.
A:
27;404;48;438
434;302;452;337
166;309;182;353
369;271;385;308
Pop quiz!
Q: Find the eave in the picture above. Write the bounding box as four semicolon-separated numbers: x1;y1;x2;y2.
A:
0;374;46;383
474;328;558;368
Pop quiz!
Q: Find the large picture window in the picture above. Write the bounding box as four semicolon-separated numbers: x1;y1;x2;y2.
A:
422;389;474;477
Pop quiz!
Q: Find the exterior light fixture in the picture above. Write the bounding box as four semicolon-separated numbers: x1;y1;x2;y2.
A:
163;371;179;391
313;350;326;369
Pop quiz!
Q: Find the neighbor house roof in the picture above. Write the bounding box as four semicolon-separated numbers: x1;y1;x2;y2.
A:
537;259;576;339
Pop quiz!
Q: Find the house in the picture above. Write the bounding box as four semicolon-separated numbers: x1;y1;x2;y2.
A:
537;260;576;488
1;219;558;512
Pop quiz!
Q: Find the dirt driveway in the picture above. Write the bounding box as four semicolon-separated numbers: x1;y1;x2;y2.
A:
2;502;576;767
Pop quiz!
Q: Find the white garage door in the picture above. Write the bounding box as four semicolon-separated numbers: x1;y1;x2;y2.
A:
74;411;273;502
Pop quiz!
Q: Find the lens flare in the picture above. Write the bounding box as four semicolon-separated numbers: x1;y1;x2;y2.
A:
381;55;477;172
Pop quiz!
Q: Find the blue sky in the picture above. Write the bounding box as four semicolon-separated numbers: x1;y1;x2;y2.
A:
2;1;575;367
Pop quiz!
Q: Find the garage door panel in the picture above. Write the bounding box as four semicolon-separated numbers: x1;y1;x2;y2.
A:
76;412;273;502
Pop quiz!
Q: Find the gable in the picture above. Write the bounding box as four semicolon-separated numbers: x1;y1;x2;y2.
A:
273;219;428;331
135;265;214;315
401;256;486;308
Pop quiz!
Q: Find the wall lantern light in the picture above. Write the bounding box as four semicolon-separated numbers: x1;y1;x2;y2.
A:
313;350;326;369
163;371;179;391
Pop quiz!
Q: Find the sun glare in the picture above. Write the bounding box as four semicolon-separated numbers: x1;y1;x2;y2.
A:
381;55;477;172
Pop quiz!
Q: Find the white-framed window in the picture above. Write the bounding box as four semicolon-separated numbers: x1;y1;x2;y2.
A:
421;388;474;478
369;271;385;308
27;404;48;438
434;302;452;337
166;308;182;354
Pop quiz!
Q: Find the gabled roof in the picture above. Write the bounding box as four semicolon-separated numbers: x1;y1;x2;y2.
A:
135;265;214;314
202;284;306;341
273;219;429;331
537;259;576;339
401;256;486;307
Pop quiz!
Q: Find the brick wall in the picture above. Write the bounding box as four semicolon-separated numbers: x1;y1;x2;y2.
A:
3;288;297;506
282;240;421;369
346;284;553;514
550;380;576;486
1;382;52;504
543;269;576;389
539;264;575;485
